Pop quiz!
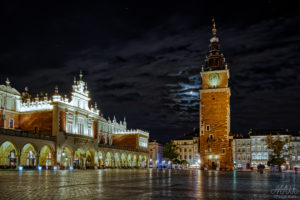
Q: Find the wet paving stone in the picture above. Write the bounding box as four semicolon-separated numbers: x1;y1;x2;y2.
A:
0;169;299;200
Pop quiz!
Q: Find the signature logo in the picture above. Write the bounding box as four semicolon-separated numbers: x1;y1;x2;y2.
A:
271;185;299;199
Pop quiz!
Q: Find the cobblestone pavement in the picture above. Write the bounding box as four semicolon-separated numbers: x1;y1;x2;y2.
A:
0;169;299;200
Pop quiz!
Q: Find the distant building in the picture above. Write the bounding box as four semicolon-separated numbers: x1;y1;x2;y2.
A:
232;134;251;170
249;129;300;169
148;140;169;168
289;134;300;168
173;132;200;168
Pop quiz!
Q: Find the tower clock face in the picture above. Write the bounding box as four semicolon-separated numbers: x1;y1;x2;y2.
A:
209;73;219;87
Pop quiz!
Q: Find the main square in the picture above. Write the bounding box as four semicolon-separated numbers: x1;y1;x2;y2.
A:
0;1;300;200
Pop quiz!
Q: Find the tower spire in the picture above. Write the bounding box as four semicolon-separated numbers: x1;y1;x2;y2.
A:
204;18;226;71
212;17;217;35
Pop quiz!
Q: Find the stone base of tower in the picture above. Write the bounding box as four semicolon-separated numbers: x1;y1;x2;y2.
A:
200;148;233;171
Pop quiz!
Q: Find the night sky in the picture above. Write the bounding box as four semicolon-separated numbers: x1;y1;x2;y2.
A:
1;1;300;142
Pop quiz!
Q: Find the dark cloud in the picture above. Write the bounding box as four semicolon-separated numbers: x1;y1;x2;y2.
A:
0;1;300;141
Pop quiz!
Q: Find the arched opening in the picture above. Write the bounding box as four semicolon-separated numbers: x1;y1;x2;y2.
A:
114;153;120;168
105;152;112;168
73;148;85;169
98;151;104;168
20;143;37;168
127;154;132;167
86;150;95;169
0;141;18;168
39;145;53;169
143;155;148;168
121;153;126;168
61;147;72;169
132;155;137;167
138;155;143;168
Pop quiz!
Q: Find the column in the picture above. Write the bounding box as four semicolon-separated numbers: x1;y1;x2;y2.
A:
36;154;40;169
83;158;86;169
70;155;74;167
17;154;21;167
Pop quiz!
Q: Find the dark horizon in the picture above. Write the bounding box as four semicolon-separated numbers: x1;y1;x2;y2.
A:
1;1;300;142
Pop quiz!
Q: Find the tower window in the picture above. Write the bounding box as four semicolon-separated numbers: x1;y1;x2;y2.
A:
209;134;214;140
9;119;14;129
34;126;39;134
206;125;210;131
222;148;226;154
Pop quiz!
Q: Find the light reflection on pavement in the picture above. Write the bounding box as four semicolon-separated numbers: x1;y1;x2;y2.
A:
0;169;299;200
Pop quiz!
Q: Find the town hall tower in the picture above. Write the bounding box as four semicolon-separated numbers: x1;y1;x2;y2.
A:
199;19;233;170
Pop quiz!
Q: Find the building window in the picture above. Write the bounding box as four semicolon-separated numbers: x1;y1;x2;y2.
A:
34;126;39;134
222;148;226;154
180;155;182;159
66;122;72;133
189;155;192;159
257;146;261;151
179;149;182;152
209;134;214;140
139;137;148;148
9;119;14;129
206;125;210;131
78;123;84;134
88;127;92;136
189;149;192;152
184;155;187;159
184;148;187;152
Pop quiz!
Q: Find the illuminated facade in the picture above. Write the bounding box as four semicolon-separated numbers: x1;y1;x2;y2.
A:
199;19;233;170
232;129;300;170
173;133;200;168
149;140;171;168
248;129;300;170
232;135;251;170
0;72;149;169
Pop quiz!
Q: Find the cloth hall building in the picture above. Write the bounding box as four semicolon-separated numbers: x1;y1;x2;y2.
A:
0;72;149;169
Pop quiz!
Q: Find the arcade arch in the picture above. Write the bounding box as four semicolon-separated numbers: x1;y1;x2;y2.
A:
0;141;18;168
86;150;95;169
74;148;85;169
121;153;126;167
114;153;120;168
61;146;72;168
39;145;53;168
98;151;104;167
105;152;112;167
20;143;37;168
